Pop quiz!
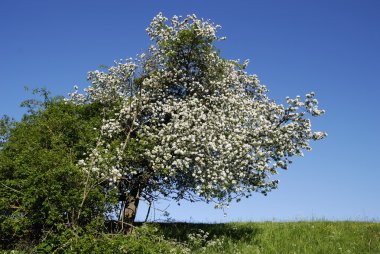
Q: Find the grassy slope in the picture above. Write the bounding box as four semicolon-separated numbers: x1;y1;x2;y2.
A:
158;221;380;254
1;221;379;253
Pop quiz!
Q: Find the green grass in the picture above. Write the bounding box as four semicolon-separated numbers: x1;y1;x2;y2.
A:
157;221;380;254
2;221;379;253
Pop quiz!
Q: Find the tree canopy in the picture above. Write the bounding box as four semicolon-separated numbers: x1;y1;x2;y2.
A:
68;13;326;225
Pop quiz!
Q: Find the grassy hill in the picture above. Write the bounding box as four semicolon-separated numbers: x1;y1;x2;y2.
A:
2;221;379;253
157;221;380;254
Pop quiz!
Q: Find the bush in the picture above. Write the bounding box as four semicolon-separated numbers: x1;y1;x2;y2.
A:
0;97;111;250
36;224;188;254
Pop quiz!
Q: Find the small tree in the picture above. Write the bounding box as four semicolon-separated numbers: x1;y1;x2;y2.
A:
69;13;326;227
0;94;112;248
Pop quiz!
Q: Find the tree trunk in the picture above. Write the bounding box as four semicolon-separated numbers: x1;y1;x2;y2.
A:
121;165;152;233
122;186;140;233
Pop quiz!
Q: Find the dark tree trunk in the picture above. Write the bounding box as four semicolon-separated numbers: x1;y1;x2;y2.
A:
122;186;140;232
120;165;152;233
121;187;141;234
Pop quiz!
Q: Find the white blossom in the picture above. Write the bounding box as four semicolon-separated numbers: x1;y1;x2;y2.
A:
69;13;326;208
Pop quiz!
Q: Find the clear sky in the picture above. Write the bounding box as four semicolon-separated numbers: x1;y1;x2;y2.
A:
1;0;379;222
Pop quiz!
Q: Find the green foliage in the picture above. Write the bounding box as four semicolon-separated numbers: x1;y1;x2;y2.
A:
0;115;15;149
35;224;187;254
0;96;110;249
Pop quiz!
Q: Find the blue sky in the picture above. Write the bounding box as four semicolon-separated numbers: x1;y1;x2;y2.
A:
1;0;379;222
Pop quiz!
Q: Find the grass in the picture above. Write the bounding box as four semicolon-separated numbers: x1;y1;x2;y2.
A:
2;221;379;253
157;221;380;254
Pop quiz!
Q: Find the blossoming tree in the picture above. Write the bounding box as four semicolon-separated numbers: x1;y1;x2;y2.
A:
69;13;326;227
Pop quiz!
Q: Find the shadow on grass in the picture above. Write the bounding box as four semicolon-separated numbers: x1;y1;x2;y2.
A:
155;222;260;243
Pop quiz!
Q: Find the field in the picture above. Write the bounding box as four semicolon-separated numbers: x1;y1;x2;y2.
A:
2;221;379;253
158;221;380;254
